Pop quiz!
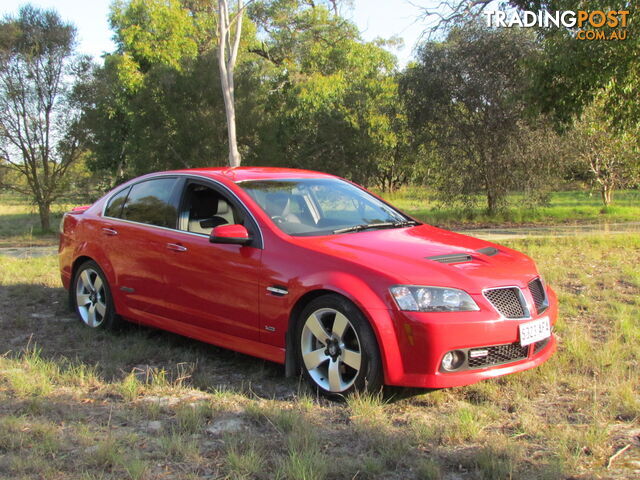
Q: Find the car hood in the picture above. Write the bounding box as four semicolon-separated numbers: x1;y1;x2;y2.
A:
292;225;539;294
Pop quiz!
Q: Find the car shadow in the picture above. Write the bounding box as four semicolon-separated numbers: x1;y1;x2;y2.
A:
0;282;431;404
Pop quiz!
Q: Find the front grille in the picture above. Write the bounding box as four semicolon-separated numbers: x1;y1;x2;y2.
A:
484;287;526;318
468;342;529;369
528;278;548;314
533;337;550;354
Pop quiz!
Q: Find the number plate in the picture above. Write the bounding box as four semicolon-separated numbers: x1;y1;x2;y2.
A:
519;317;551;347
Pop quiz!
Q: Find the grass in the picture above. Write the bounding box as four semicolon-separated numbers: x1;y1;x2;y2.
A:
225;439;265;479
0;192;77;246
381;188;640;228
1;231;639;477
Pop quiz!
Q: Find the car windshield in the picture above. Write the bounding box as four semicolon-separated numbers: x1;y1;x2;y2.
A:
238;178;417;236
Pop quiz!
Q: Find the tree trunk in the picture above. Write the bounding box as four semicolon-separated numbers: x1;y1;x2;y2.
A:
38;201;51;232
486;190;497;216
221;80;241;167
601;185;613;206
218;0;243;168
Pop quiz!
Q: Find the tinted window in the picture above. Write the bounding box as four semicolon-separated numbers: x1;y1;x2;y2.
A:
104;187;130;218
122;178;179;228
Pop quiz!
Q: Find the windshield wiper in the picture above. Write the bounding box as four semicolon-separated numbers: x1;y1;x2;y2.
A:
392;220;420;228
332;220;419;235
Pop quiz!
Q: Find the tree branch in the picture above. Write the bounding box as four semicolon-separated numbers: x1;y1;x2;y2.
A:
409;0;498;38
229;0;244;75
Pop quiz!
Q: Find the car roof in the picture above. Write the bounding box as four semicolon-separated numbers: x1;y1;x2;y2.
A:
169;167;337;182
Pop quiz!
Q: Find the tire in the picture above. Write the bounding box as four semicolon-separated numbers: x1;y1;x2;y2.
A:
72;261;119;330
295;294;382;397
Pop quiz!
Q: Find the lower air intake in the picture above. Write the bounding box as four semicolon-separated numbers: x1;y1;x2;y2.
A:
468;342;529;369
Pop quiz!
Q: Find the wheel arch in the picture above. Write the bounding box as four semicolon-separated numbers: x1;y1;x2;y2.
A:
285;289;337;377
71;255;95;277
284;285;399;382
68;255;95;311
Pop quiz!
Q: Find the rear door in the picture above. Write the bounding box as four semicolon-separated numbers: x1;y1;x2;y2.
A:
161;178;263;341
101;176;183;319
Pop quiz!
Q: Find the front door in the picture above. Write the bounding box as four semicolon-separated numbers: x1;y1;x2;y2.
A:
162;179;263;341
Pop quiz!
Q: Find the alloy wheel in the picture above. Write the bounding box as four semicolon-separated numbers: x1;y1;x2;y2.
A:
75;268;107;328
300;307;362;393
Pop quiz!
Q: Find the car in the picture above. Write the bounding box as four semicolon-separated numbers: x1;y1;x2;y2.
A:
59;167;557;396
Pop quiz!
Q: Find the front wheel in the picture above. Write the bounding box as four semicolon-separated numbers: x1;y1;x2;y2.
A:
72;261;119;330
296;294;382;397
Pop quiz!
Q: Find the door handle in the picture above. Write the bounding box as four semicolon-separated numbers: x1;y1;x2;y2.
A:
101;227;118;236
166;243;187;252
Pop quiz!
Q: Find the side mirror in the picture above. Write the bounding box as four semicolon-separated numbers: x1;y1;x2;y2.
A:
209;224;252;246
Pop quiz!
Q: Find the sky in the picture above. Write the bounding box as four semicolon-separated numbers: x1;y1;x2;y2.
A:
0;0;432;66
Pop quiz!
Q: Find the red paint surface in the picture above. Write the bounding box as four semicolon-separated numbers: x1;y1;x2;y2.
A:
59;167;558;388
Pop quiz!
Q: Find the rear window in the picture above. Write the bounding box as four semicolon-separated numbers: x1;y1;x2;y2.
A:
122;178;179;228
104;187;130;218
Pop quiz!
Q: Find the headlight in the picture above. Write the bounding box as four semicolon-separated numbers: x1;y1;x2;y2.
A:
390;285;479;312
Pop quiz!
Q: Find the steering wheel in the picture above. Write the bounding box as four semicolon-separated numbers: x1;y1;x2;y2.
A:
271;215;286;224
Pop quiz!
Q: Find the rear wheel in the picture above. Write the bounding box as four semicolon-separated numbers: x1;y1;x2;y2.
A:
73;261;118;330
296;294;382;396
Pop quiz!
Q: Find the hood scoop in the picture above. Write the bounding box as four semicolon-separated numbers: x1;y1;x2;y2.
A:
426;253;473;264
476;247;500;256
427;246;501;264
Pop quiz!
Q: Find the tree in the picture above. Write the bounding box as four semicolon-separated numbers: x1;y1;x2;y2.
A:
247;1;413;189
415;1;639;130
84;0;412;188
572;96;639;206
401;23;557;213
0;5;90;231
217;0;245;167
82;0;263;182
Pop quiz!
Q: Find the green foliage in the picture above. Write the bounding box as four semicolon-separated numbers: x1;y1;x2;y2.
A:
84;0;206;181
81;0;414;190
250;1;413;189
402;23;564;213
57;0;640;202
110;0;199;74
83;0;266;182
512;1;639;130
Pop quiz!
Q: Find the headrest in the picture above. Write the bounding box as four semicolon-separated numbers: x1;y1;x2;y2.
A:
265;192;290;216
192;190;221;217
217;199;230;215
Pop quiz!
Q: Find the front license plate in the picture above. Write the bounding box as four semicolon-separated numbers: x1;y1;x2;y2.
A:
519;317;551;347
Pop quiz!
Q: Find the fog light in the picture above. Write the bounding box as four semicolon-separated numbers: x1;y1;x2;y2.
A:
441;350;465;371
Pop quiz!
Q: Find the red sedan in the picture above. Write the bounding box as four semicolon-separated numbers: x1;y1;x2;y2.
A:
59;167;557;396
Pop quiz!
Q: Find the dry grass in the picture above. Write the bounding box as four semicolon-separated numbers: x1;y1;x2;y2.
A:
0;234;639;479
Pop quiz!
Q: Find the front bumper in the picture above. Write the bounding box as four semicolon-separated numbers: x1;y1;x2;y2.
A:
372;287;559;388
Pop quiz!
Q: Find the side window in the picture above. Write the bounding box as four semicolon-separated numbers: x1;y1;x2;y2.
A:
104;187;130;219
181;183;242;234
122;178;179;228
